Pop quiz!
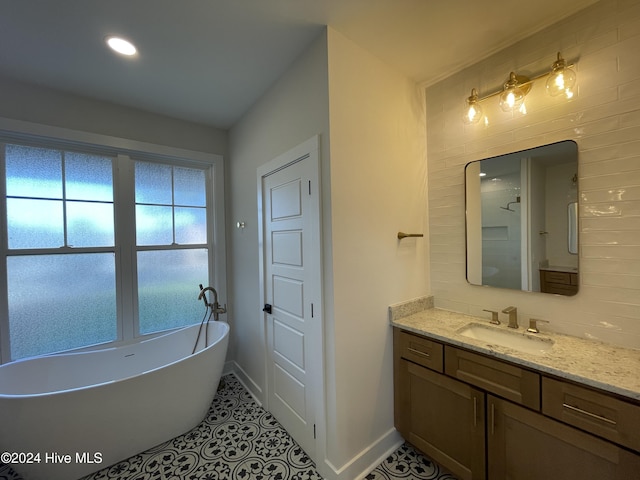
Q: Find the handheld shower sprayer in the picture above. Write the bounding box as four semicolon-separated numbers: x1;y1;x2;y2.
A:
198;284;208;307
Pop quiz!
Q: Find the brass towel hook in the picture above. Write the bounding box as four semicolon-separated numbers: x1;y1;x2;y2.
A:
397;232;424;240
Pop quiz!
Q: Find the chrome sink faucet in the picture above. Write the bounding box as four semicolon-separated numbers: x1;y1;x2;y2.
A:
502;306;518;329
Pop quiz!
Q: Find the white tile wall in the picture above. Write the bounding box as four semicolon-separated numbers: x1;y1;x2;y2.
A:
426;0;640;349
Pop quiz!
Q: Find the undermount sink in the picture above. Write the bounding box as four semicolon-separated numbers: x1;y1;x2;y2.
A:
457;323;554;355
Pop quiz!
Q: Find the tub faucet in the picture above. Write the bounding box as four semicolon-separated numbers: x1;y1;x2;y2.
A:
213;300;227;321
502;306;518;329
198;285;227;321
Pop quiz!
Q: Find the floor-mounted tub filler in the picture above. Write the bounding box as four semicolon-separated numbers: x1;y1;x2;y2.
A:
0;321;229;480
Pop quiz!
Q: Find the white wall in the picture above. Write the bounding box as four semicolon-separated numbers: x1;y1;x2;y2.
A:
227;26;429;478
0;76;227;154
426;0;640;349
226;31;331;405
326;27;428;473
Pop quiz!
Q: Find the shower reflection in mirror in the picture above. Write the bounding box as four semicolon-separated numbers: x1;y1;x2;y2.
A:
465;140;578;295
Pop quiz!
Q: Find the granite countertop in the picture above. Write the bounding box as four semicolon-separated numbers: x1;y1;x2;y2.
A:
389;298;640;402
539;265;579;273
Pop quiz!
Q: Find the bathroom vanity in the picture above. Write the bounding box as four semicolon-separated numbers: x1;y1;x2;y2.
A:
391;305;640;480
539;266;578;295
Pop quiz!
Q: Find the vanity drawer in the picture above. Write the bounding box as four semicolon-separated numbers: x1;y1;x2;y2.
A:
540;270;578;295
543;271;573;284
445;346;540;410
395;329;443;373
542;377;640;452
543;282;578;295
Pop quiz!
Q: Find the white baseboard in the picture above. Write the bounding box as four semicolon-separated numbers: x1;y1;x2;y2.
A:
224;360;263;406
320;428;404;480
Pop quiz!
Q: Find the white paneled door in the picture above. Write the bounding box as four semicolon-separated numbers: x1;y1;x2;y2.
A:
259;137;322;461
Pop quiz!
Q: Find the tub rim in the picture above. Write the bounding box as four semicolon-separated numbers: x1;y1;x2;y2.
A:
0;321;229;399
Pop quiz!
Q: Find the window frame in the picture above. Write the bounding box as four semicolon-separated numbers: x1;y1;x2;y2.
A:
0;121;226;364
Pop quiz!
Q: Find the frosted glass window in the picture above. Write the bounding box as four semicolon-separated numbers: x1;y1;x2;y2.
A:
66;152;114;247
67;201;115;247
175;207;207;244
6;144;62;198
1;140;216;364
7;198;64;249
65;152;113;202
7;254;117;360
137;249;209;335
4;144;114;250
136;205;173;245
174;167;206;206
135;161;208;246
135;162;172;204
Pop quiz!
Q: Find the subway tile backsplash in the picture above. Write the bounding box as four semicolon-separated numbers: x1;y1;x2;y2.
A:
425;0;640;349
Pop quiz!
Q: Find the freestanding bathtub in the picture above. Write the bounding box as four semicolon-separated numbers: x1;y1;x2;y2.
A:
0;321;229;480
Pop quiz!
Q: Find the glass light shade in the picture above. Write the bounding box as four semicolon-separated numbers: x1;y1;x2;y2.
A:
499;72;526;112
499;87;525;112
463;88;483;125
546;53;576;98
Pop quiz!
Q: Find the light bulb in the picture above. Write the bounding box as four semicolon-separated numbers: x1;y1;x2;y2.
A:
463;88;483;125
499;73;526;112
503;91;516;108
546;52;576;98
106;36;137;56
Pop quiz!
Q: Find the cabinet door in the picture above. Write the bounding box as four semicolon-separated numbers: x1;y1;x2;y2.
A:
487;395;640;480
397;359;486;480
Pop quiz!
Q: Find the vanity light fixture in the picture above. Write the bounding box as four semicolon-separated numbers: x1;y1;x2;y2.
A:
463;88;484;125
499;72;531;112
105;36;137;56
463;51;576;124
546;52;576;98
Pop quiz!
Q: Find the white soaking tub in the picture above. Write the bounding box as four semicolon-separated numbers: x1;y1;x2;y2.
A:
0;321;229;480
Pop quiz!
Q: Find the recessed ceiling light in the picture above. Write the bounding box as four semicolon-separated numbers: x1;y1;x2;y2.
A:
105;36;137;56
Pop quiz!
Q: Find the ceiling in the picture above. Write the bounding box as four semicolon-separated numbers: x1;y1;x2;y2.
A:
0;0;595;130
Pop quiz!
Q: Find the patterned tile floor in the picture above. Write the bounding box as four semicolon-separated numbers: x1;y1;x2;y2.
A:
0;374;457;480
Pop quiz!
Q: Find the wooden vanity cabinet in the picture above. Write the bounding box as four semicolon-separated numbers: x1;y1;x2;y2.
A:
393;327;640;480
394;329;486;480
488;395;640;479
540;269;578;295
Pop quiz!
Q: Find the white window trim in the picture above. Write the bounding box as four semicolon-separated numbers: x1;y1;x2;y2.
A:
0;117;227;364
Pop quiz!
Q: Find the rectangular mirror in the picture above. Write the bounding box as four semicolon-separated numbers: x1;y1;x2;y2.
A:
465;140;578;296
